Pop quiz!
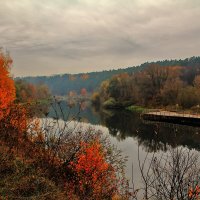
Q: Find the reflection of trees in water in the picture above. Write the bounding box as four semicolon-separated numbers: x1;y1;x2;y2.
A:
45;102;200;153
48;100;101;125
95;108;200;152
137;146;200;200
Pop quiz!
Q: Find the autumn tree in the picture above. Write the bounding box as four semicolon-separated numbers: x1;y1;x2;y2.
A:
69;140;118;199
161;78;183;106
141;65;169;105
99;80;109;101
160;66;184;105
91;92;101;106
15;79;50;103
194;75;200;89
0;51;15;119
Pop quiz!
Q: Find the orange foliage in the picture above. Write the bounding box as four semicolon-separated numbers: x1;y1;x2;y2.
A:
188;185;200;199
0;52;15;120
69;140;117;198
0;51;27;134
9;104;28;133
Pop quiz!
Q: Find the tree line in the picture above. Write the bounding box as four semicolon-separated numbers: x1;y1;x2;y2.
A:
18;56;200;96
92;62;200;109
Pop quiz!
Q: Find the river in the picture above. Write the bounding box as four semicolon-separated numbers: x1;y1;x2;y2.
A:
46;100;200;191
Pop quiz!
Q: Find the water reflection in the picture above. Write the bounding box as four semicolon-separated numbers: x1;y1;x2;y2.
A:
46;100;200;153
96;108;200;152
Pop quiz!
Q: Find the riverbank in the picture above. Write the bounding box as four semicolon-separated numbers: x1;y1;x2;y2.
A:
125;104;200;115
99;100;200;126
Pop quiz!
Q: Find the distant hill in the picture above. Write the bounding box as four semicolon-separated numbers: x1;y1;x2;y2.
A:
17;56;200;95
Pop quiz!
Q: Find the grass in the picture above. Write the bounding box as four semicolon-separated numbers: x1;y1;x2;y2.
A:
103;98;120;109
126;105;148;113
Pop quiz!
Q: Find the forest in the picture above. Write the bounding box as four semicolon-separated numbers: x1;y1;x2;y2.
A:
92;60;200;110
18;56;200;96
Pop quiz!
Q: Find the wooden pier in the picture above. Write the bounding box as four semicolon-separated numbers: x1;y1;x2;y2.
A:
142;111;200;126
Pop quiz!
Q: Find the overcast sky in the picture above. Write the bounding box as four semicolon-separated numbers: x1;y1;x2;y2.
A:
0;0;200;77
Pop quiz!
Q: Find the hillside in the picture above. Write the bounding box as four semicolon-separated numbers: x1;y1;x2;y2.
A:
18;56;200;95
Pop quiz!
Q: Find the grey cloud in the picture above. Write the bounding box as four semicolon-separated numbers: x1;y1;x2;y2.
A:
0;0;200;76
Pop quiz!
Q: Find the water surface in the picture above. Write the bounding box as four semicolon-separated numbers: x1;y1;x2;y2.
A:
47;100;200;187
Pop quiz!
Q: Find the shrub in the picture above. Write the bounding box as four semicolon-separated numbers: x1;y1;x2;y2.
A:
177;87;200;108
69;140;117;199
91;92;101;106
